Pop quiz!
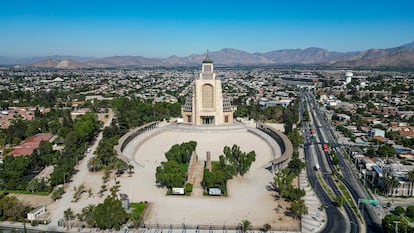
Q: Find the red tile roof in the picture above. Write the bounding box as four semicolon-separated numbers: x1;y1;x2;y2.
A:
8;133;53;157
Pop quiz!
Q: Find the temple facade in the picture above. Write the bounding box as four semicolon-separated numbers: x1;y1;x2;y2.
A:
181;55;233;125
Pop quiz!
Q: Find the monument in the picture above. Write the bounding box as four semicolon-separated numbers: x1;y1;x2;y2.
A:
181;54;234;125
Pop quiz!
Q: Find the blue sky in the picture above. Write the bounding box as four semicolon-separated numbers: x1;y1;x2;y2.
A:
1;0;414;58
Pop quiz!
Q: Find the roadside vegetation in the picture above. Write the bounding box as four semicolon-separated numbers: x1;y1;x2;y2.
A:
273;151;307;219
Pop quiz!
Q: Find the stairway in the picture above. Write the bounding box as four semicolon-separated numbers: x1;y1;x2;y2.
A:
191;160;205;197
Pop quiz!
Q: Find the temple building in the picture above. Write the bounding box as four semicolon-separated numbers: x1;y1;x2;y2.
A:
181;55;233;125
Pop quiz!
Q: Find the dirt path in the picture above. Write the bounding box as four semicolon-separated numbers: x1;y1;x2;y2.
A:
47;110;114;228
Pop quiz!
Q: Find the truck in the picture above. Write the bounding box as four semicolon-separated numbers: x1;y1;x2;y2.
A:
323;144;328;152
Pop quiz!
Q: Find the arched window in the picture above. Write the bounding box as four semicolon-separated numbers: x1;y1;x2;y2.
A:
202;84;214;108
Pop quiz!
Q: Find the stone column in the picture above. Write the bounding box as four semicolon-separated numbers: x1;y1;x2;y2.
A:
206;151;212;172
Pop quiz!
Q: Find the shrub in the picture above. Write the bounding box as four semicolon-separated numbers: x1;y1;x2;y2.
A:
406;205;414;218
185;183;193;193
51;187;65;200
393;206;405;216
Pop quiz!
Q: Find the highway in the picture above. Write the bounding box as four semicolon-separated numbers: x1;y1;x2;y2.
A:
305;93;383;233
300;95;349;233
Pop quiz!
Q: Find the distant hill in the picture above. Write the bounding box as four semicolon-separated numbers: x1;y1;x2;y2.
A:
255;47;355;64
16;41;414;68
334;47;414;67
31;58;88;69
0;55;96;65
401;41;414;48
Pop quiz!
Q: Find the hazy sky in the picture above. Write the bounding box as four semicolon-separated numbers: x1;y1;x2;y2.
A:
1;0;414;58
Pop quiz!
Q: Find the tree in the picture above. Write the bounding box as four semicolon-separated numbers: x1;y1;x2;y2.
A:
127;164;134;176
261;223;271;232
288;129;303;148
393;206;405;216
63;208;75;230
406;205;414;218
87;156;103;172
382;214;410;233
406;170;414;197
156;160;187;188
366;146;376;158
239;220;251;233
92;197;127;230
384;175;400;197
287;152;305;176
290;199;308;220
377;144;396;158
0;196;30;221
0;155;31;190
156;141;197;188
26;178;49;193
223;145;256;176
79;204;96;226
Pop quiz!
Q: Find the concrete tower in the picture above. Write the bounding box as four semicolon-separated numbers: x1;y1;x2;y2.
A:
181;54;233;125
345;71;353;85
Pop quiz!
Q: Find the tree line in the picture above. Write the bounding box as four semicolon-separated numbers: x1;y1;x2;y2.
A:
0;112;100;192
156;141;197;189
112;97;181;133
233;99;299;134
273;151;307;220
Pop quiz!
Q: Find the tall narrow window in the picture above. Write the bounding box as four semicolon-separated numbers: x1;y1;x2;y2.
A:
202;84;214;109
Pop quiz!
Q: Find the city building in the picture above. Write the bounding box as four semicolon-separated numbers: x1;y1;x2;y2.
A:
8;133;54;157
181;55;233;125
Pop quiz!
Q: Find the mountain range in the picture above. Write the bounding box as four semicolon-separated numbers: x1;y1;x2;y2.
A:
2;41;414;68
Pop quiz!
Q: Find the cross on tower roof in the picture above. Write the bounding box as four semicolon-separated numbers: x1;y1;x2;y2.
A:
202;51;213;64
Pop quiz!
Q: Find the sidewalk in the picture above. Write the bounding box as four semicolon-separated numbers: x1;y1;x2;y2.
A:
299;150;327;233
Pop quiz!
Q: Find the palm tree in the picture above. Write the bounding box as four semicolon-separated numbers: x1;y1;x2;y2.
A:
384;175;400;197
290;199;308;220
114;160;126;176
87;156;103;172
127;164;134;177
406;170;414;196
64;208;75;230
239;220;251;233
80;204;96;226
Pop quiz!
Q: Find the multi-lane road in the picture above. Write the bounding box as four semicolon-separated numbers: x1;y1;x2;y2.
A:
302;93;383;233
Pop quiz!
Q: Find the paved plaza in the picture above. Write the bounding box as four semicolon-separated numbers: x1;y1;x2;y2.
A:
121;124;298;229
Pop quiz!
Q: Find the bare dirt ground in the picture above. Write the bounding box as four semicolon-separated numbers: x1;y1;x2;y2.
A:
11;193;53;207
120;128;299;229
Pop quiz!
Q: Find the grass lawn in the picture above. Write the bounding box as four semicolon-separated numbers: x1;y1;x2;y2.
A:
317;174;335;200
129;202;147;219
338;182;361;219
